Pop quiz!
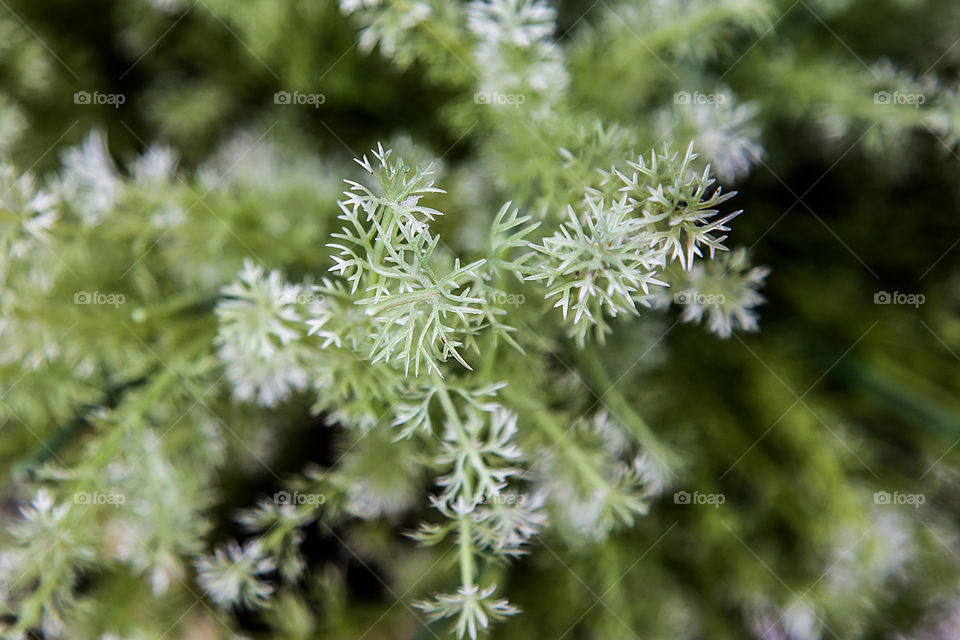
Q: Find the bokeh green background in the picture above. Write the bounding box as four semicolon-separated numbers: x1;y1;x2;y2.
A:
2;0;960;637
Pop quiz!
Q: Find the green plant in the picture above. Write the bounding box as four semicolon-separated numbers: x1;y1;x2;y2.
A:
206;138;763;638
1;0;960;638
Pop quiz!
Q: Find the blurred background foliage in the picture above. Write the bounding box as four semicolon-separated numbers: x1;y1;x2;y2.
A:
2;0;960;638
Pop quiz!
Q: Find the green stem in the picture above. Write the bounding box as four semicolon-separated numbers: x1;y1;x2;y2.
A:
839;357;960;437
575;348;683;473
434;380;476;588
364;288;436;314
23;332;210;473
369;201;396;292
130;292;217;324
501;386;608;493
458;515;475;587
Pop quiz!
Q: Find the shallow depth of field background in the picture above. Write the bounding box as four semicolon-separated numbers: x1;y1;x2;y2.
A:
2;0;960;638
